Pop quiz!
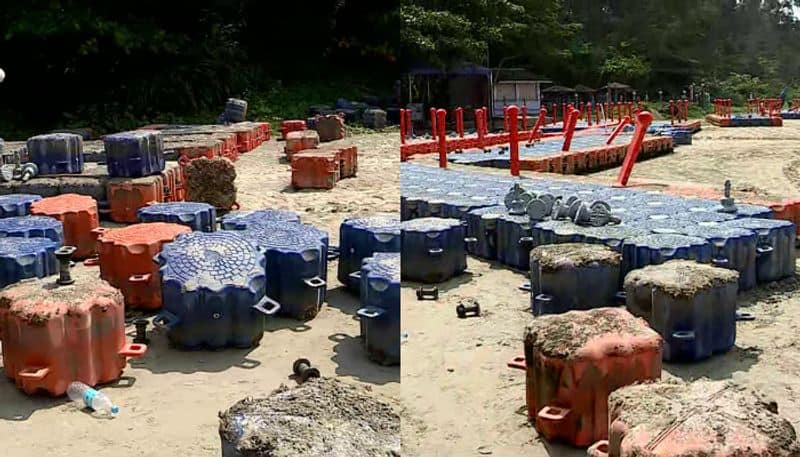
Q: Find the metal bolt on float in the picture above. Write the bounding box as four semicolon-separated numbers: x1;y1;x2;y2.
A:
55;246;77;285
719;179;737;213
456;299;480;318
416;286;438;301
133;318;150;345
292;358;321;383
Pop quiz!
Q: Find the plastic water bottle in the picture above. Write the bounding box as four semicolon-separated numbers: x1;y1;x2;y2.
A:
67;382;119;415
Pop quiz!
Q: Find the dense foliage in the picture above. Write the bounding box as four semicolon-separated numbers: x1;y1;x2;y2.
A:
0;1;399;137
2;0;798;136
401;0;800;100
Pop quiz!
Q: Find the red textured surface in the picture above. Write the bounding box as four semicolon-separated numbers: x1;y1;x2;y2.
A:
30;194;99;259
172;140;222;168
523;308;663;447
338;145;358;178
285;131;320;156
227;123;258;153
107;175;165;223
281;120;307;140
291;151;339;189
0;275;146;396
160;165;185;202
211;132;239;160
254;122;271;141
94;223;190;310
317;145;358;178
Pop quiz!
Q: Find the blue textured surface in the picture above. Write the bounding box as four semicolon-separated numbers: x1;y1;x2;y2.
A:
679;224;757;290
0;216;64;244
401;217;467;283
26;133;84;175
220;209;301;230
721;218;796;283
531;220;591;246
726;115;779;127
0;194;43;218
338;214;401;291
530;250;620;316
138;202;217;232
0;237;59;287
621;234;712;277
496;213;533;270
156;231;269;349
104;130;166;178
638;269;738;362
358;253;400;365
236;223;328;320
464;205;506;259
401;163;786;284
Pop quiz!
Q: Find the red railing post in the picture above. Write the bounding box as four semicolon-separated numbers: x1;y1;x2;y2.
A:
669;100;675;125
508;105;520;177
562;108;580;151
587;102;593;126
616;111;654;187
400;109;406;144
476;109;485;148
405;108;413;138
606;115;632;145
481;106;489;134
563;104;573;132
527;107;547;144
430;107;437;139
437;109;447;168
521;106;528;131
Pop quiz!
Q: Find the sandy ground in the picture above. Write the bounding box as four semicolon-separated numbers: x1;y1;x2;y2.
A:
0;131;400;457
591;119;800;201
401;121;800;456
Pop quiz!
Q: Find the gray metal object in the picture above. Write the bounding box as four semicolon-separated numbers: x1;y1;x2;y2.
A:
19;162;38;182
456;299;480;318
525;198;549;221
292;358;321;383
55;246;77;285
572;200;620;227
538;193;556;214
0;164;13;182
416;286;438;300
504;183;535;215
719;179;737;213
